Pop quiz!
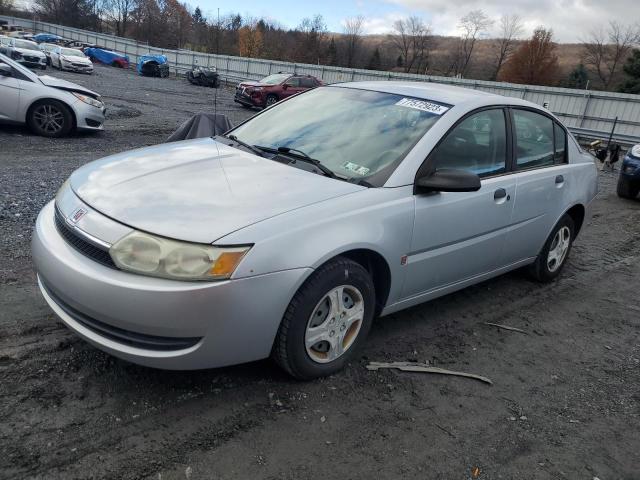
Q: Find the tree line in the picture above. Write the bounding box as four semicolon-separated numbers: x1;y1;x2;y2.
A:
2;0;639;92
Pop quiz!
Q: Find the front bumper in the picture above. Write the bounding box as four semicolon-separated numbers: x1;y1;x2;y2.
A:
234;91;263;107
32;200;310;369
61;62;94;73
72;101;106;131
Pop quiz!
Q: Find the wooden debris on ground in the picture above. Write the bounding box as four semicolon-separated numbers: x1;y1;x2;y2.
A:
366;361;493;385
484;322;528;334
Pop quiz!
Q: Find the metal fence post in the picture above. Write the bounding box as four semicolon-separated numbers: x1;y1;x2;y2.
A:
579;92;592;128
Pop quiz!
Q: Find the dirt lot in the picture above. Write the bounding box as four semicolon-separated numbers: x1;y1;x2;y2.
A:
1;66;639;480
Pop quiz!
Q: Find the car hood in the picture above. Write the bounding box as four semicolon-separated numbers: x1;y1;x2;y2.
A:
69;138;363;244
14;47;44;57
239;81;271;88
38;75;99;97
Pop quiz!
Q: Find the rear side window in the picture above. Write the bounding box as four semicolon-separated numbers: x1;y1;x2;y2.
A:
513;110;554;169
285;77;301;87
430;109;507;178
300;77;317;88
554;122;567;164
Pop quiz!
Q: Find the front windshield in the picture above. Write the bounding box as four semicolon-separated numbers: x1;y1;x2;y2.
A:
230;86;447;186
40;43;56;51
259;73;290;85
14;40;39;51
60;48;84;57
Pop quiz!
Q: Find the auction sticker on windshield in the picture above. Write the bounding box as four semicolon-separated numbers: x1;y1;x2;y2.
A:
395;98;449;115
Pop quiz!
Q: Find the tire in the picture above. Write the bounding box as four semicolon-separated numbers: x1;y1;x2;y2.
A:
616;176;639;199
528;214;575;282
27;100;74;138
265;94;278;108
41;65;46;70
272;256;375;380
212;76;220;88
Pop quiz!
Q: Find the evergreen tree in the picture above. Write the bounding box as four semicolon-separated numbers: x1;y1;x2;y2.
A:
327;37;338;66
564;63;589;89
619;49;640;94
368;47;382;70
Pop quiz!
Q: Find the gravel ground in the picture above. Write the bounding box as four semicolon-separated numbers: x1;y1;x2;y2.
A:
1;65;639;480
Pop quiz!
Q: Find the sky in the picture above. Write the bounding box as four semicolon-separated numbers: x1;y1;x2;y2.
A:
195;0;640;43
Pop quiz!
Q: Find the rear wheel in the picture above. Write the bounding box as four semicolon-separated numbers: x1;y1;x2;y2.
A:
273;257;375;380
27;100;74;138
528;214;575;282
617;176;639;199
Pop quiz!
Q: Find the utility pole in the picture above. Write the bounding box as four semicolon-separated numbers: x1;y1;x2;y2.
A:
216;7;220;56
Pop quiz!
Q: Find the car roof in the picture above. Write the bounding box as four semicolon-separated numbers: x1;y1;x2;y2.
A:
334;80;525;108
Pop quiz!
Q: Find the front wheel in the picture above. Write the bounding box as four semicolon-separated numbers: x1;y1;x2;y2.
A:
265;94;278;108
272;257;375;380
27;100;74;138
528;214;575;282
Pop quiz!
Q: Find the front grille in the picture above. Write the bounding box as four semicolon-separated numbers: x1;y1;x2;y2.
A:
24;55;39;62
41;281;202;351
54;207;117;269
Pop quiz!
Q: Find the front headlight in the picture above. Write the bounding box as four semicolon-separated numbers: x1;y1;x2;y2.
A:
71;92;103;109
631;145;640;159
109;231;251;281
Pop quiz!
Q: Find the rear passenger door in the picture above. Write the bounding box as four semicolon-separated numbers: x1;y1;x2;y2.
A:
500;108;571;265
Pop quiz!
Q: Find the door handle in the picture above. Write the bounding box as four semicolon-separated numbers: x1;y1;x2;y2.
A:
555;175;564;184
494;188;507;200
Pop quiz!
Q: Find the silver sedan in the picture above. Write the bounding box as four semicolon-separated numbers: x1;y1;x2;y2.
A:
32;82;598;379
0;53;105;136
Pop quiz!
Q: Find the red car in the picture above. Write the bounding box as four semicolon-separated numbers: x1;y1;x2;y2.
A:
234;73;323;108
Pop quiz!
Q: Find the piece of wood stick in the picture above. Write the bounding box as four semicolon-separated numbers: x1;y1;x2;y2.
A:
366;362;493;385
484;322;528;334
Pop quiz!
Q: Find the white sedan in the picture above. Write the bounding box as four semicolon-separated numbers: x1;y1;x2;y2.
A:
50;46;93;74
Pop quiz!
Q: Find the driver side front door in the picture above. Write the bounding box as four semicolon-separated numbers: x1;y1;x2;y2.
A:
402;108;516;299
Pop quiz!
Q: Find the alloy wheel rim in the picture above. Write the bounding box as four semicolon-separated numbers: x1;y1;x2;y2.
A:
33;105;64;134
266;97;277;106
547;226;571;272
305;285;364;364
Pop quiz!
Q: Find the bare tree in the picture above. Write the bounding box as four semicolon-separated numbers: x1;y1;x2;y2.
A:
0;0;14;15
102;0;135;36
343;15;364;68
492;14;523;80
451;9;493;77
296;14;327;64
582;21;640;89
391;16;433;73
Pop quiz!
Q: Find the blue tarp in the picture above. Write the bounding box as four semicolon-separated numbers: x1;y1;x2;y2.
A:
136;54;168;75
85;48;129;67
33;33;62;43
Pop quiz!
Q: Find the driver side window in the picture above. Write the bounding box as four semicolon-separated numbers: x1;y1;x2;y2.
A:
430;109;507;178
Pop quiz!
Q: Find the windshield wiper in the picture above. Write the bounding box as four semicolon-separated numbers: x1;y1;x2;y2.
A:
223;134;265;158
261;145;337;178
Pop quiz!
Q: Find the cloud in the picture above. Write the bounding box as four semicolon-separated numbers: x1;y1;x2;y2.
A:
380;0;640;42
360;13;407;34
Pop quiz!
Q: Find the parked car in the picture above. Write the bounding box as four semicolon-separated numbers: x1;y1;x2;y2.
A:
33;33;64;44
39;42;58;65
617;144;640;199
50;46;93;74
0;38;47;70
32;82;598;379
84;47;129;68
0;53;105;137
137;54;169;77
187;64;220;87
234;72;323;108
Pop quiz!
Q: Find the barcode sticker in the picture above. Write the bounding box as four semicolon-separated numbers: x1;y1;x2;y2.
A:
395;98;449;115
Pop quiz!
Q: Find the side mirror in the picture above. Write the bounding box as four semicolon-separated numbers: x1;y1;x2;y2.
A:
0;64;12;77
415;169;481;193
282;83;289;90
